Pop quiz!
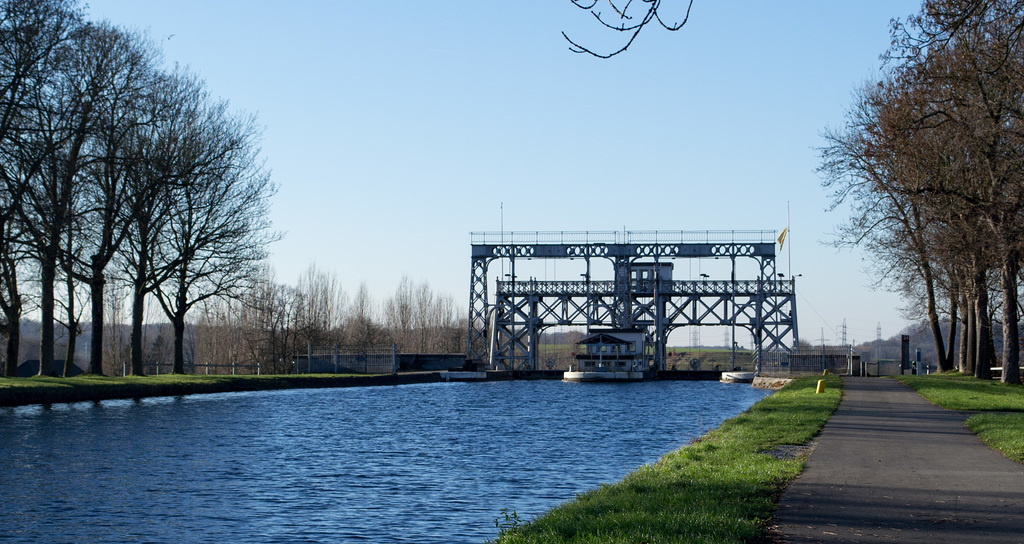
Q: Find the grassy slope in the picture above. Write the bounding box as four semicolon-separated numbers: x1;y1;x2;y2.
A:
490;375;842;544
0;373;439;406
894;373;1024;464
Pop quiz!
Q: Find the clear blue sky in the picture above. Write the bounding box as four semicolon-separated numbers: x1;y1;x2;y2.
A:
85;1;924;347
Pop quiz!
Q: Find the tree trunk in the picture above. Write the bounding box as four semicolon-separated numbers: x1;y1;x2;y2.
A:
975;267;992;380
89;259;106;375
172;314;186;374
38;249;56;376
922;262;949;371
944;291;958;372
1001;251;1021;384
4;314;19;376
63;268;76;377
63;332;75;376
130;278;146;376
961;287;973;373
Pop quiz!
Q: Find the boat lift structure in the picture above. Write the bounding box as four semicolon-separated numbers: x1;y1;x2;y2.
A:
466;231;799;374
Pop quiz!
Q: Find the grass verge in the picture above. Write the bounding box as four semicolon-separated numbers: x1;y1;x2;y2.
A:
894;372;1024;464
0;373;442;406
965;413;1024;463
893;372;1024;411
488;375;842;544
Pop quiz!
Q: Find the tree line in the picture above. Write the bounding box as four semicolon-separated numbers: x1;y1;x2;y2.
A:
0;0;469;377
0;0;276;376
821;0;1024;384
187;267;466;375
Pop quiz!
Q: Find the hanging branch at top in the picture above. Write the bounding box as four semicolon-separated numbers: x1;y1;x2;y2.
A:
563;0;693;58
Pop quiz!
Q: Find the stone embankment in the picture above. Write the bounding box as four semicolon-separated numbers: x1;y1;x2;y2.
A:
753;376;792;389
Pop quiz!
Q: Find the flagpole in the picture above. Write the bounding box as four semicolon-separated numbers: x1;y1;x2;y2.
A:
787;201;791;276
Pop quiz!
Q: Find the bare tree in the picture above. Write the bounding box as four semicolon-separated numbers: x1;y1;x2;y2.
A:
348;282;385;349
121;69;204;375
0;0;79;375
238;266;299;373
819;73;962;372
383;275;414;350
826;0;1024;383
102;278;129;374
62;23;160;375
294;263;346;347
17;21;104;376
56;216;85;374
152;99;277;374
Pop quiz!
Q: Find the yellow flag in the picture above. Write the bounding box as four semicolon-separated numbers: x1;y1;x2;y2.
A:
777;227;788;249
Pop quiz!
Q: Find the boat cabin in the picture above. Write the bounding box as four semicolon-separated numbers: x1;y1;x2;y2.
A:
572;329;649;373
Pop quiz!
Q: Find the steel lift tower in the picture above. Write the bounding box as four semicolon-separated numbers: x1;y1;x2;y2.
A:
466;231;799;375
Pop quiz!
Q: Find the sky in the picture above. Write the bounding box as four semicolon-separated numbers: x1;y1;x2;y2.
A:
83;1;925;347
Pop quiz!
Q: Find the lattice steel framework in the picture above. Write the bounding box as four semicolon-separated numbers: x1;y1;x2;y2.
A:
466;231;799;374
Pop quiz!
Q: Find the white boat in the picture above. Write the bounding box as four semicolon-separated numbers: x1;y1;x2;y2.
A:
720;371;755;383
563;370;645;382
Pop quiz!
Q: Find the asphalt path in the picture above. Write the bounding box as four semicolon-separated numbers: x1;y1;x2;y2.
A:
772;377;1024;543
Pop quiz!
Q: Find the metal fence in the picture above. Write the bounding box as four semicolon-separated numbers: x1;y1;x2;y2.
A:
121;362;262;376
296;344;398;374
759;346;856;377
863;359;903;377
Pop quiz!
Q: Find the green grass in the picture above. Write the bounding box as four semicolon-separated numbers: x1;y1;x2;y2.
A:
894;373;1024;464
966;413;1024;463
0;373;438;406
665;348;755;371
488;375;842;544
893;372;1024;411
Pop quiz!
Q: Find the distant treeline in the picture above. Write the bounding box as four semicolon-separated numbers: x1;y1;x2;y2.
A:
187;267;466;376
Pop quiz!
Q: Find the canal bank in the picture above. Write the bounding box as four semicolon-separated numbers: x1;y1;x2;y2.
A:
0;372;444;407
1;369;738;406
488;375;842;544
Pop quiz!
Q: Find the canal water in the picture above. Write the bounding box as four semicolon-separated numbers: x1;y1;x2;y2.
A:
0;380;770;543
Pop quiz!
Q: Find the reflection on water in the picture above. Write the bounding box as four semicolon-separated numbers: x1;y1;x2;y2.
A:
0;380;770;543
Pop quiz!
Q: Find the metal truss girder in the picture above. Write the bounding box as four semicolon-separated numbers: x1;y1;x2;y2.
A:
473;242;777;260
467;257;491;362
496;279;790;297
470;231;797;373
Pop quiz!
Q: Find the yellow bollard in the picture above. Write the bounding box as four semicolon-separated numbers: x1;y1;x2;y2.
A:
823;369;829;375
816;379;826;394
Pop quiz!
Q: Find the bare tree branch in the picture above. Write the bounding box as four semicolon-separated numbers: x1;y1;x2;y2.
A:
564;0;693;58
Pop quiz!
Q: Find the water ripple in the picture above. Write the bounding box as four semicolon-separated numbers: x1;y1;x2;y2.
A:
0;380;769;543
